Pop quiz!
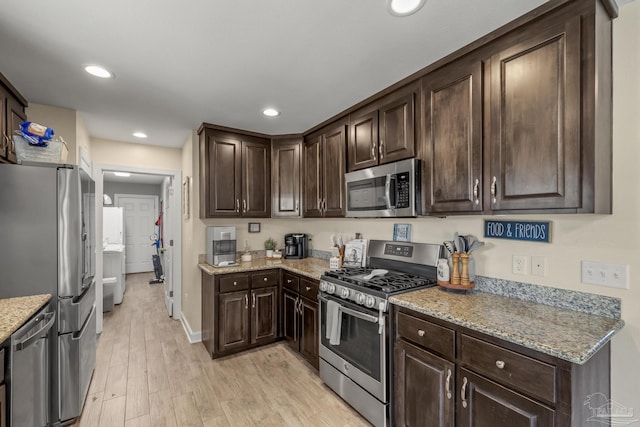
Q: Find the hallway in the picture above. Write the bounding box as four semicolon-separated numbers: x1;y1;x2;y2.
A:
72;273;369;426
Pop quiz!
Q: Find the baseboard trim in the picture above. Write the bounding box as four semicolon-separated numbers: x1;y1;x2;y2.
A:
180;312;202;343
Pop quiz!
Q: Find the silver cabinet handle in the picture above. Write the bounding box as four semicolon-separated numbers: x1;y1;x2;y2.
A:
236;199;240;213
417;329;425;337
297;298;303;314
305;286;311;291
491;176;497;204
461;376;468;408
244;294;248;309
242;199;247;213
372;144;376;161
323;199;327;213
496;360;505;369
295;200;299;213
445;369;452;399
287;279;292;283
473;178;479;205
252;292;256;308
318;198;322;212
233;281;237;286
379;140;384;160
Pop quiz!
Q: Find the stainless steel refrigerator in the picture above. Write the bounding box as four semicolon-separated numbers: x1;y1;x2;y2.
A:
0;163;97;426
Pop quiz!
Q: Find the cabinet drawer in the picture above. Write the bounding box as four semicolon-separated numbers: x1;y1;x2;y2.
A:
396;312;455;359
282;272;300;292
299;277;319;300
459;334;556;403
251;270;279;289
218;274;250;293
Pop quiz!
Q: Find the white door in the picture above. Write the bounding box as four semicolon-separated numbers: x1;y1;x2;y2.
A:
161;178;173;316
116;194;158;273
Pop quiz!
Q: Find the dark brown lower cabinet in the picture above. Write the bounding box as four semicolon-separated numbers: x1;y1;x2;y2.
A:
202;270;279;359
394;306;611;427
394;339;454;427
0;384;4;427
282;273;319;369
458;368;554;427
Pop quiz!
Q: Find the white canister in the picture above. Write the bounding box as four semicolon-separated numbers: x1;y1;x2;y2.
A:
437;258;450;282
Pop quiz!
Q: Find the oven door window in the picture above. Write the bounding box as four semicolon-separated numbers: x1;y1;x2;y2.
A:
346;176;388;212
320;297;382;382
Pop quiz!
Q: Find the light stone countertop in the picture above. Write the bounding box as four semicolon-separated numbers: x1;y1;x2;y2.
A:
0;294;52;343
198;257;330;280
390;287;624;365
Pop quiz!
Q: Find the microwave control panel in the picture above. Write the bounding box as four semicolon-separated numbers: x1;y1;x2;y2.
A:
396;172;410;208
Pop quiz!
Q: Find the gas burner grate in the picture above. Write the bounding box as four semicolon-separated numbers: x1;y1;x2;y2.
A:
324;268;436;294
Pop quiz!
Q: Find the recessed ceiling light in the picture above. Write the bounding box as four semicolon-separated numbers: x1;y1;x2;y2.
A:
113;172;131;177
133;132;148;138
387;0;426;16
262;108;280;117
84;65;114;79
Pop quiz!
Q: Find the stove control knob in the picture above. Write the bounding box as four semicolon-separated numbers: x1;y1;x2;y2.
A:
340;288;350;299
355;293;366;305
365;296;376;308
326;283;336;294
319;281;327;292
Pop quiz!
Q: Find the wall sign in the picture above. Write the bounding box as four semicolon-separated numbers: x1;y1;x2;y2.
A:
484;220;551;243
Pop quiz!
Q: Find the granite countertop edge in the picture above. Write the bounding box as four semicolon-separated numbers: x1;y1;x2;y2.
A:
0;294;52;343
198;257;328;280
390;295;625;365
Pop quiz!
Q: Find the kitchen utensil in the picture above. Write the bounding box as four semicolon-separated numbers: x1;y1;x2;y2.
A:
444;241;455;255
469;240;485;252
362;269;388;280
453;232;460;253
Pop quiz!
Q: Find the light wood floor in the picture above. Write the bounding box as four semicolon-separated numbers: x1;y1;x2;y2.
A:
71;272;371;426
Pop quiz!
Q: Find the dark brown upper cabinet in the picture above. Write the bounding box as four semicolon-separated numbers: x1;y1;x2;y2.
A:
348;85;416;172
422;57;483;215
198;124;271;218
0;72;28;164
271;136;302;217
303;120;347;217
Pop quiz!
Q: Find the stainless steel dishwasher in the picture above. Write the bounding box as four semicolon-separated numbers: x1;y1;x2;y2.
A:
10;304;55;427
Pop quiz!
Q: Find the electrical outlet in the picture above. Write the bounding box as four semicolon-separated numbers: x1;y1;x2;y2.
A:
531;256;546;276
512;255;528;275
581;261;629;289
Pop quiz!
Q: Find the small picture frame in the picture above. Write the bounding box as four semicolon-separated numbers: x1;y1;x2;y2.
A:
248;222;261;233
393;223;412;242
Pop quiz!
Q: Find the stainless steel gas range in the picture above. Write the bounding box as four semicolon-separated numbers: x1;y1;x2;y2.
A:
319;240;444;427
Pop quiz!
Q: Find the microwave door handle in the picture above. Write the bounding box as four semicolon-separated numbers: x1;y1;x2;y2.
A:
384;174;397;209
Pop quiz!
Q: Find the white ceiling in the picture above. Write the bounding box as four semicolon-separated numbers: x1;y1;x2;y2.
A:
0;0;607;149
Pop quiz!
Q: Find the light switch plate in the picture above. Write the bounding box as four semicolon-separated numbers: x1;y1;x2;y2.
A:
531;256;546;276
581;261;628;289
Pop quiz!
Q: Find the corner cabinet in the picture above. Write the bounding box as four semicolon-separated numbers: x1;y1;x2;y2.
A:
0;72;28;164
282;271;319;369
303;119;347;218
271;136;303;217
202;270;279;359
420;0;613;215
393;306;611;427
348;84;416;172
198;124;271;218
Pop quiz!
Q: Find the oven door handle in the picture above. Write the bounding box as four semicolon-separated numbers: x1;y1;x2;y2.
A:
320;295;379;323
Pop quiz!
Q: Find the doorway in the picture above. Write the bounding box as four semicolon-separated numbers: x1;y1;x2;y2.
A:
95;164;182;334
114;194;159;273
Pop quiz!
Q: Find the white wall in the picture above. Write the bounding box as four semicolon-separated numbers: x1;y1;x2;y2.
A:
91;137;181;170
183;2;640;412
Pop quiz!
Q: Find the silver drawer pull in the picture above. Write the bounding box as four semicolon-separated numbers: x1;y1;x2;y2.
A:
305;286;311;291
263;277;268;282
233;281;237;286
287;279;292;283
496;360;505;369
417;329;425;337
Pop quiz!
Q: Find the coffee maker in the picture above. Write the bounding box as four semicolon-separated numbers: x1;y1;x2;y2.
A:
284;233;308;259
206;226;238;266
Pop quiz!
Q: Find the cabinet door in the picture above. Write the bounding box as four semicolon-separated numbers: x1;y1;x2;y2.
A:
202;133;242;217
488;17;581;211
0;384;5;427
322;124;347;217
242;138;271;217
201;272;216;358
394;340;454;427
282;289;299;351
218;290;250;353
251;286;278;345
379;91;415;165
422;58;483;214
348;107;378;171
303;135;323;217
299;297;319;370
272;138;302;217
5;95;25;164
458;368;554;427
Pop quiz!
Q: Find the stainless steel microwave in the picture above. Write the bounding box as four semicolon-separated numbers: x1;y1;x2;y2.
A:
345;158;421;217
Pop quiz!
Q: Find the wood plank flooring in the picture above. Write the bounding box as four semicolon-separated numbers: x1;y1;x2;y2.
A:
71;273;371;426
